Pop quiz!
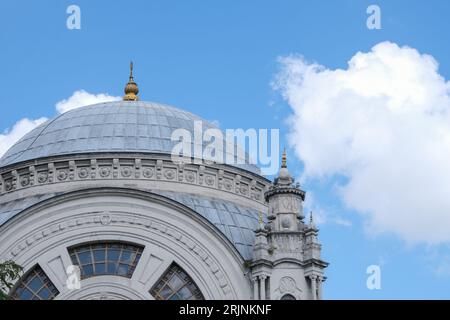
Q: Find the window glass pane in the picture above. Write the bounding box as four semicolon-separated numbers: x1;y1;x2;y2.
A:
107;262;117;274
93;249;106;262
38;287;51;300
117;264;129;276
178;286;193;299
83;264;94;276
68;242;143;279
78;251;92;265
11;265;59;300
108;249;120;261
96;263;106;274
160;286;173;297
150;264;204;300
187;283;198;292
19;289;33;300
121;251;133;263
169;274;184;290
28;276;43;292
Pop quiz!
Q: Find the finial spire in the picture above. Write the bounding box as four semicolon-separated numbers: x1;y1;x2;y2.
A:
281;148;287;168
123;61;139;101
274;147;293;185
310;211;314;226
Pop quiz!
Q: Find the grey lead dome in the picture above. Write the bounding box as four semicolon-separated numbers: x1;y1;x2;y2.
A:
0;100;264;260
0;101;259;174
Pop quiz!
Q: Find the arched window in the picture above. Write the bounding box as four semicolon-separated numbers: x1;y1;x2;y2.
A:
150;263;204;300
10;265;59;300
281;294;296;300
68;242;143;279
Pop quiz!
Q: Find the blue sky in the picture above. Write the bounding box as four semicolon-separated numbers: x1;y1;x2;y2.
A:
1;0;450;299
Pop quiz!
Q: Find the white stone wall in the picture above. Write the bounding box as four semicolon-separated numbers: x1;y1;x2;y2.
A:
0;188;252;299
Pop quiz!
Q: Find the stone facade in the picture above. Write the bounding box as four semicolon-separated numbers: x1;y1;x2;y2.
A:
250;153;328;300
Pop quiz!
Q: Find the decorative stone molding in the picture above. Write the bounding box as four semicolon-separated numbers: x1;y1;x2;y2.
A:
99;167;111;178
37;171;48;184
3;189;243;297
121;167;133;178
100;213;112;225
78;167;89;179
59;280;150;300
57;170;68;181
273;276;303;300
20;174;30;187
48;163;55;183
185;170;196;183
0;154;270;204
113;159;119;178
223;179;233;191
69;161;76;180
205;175;215;187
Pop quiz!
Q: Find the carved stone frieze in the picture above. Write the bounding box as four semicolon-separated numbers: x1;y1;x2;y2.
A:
0;155;269;205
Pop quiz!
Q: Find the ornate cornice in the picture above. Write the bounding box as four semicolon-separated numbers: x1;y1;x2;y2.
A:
264;185;306;201
0;153;270;205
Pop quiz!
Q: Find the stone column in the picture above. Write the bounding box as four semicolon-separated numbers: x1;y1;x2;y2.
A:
253;277;259;300
260;275;266;300
310;275;317;300
317;276;323;300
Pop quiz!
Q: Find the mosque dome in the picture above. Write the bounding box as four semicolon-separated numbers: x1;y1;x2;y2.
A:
0;101;259;174
0;100;266;260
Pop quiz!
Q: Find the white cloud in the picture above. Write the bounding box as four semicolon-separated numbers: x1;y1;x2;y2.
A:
275;41;450;245
0;90;120;158
56;90;120;113
0;118;48;157
303;192;352;227
333;218;352;227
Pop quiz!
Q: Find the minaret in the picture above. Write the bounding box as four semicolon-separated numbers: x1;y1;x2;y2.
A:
265;148;305;233
123;61;139;101
250;149;328;300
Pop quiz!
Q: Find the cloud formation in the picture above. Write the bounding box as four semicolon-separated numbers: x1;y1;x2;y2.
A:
275;42;450;244
56;90;121;113
0;90;120;158
0;118;48;157
303;192;352;227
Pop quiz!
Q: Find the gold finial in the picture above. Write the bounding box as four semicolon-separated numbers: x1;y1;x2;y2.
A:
123;61;139;101
281;148;287;168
